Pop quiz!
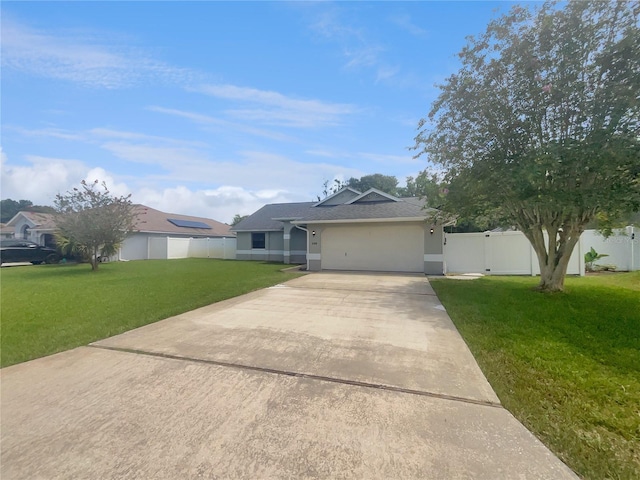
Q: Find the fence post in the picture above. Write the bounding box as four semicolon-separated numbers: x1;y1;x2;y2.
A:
578;232;585;276
633;226;636;271
529;242;536;276
484;232;491;275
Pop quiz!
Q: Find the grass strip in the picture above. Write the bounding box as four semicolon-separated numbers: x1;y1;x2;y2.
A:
1;259;300;367
430;272;640;480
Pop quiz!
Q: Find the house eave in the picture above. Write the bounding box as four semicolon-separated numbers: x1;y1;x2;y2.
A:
133;229;234;236
231;228;283;233
291;216;427;225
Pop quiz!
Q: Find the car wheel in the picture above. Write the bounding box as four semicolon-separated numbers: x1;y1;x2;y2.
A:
45;253;60;264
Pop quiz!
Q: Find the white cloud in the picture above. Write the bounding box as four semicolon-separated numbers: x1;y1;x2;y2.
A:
145;106;228;127
390;14;428;37
1;146;366;224
135;185;295;223
344;45;385;69
148;105;294;141
304;149;341;158
83;167;132;198
0;152;88;204
100;142;211;172
192;84;357;128
7;127;85;141
1;18;197;88
89;128;206;147
357;152;421;165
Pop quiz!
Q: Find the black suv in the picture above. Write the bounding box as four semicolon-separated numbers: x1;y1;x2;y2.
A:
0;239;60;265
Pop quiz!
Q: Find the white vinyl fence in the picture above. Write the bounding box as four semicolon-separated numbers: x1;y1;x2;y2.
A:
581;227;639;272
444;227;638;276
121;236;236;261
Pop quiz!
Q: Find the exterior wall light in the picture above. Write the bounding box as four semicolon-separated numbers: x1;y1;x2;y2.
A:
430;227;434;235
312;230;316;236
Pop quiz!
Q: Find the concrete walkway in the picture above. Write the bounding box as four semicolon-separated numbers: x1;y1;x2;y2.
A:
1;272;577;479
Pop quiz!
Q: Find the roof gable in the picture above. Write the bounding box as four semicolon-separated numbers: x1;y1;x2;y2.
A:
314;187;361;206
7;211;57;229
345;188;400;204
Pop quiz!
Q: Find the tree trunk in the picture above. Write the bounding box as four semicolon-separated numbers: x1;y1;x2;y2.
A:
524;225;582;292
91;246;99;271
536;248;573;292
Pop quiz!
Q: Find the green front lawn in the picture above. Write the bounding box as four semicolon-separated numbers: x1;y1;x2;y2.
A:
431;272;640;480
1;259;300;368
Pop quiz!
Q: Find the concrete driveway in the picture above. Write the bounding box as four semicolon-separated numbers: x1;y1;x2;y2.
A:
1;272;577;479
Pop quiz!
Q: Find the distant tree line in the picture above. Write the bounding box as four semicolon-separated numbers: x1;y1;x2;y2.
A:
0;199;56;223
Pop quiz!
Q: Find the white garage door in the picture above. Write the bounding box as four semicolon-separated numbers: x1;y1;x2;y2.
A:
321;223;424;273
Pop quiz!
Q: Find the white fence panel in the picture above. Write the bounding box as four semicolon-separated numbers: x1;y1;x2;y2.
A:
445;230;584;276
188;238;209;258
148;237;168;259
119;235;148;261
488;232;534;275
223;237;236;259
205;237;237;259
581;227;638;271
167;237;191;259
444;233;485;274
165;237;237;260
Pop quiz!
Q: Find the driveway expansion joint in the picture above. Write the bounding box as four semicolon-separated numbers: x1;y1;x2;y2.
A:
89;344;502;409
283;285;439;296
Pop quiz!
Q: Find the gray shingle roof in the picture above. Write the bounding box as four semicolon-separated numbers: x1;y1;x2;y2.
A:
296;198;429;222
232;202;316;231
232;196;430;231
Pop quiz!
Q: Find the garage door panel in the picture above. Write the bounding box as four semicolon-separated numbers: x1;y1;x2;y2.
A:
322;224;424;273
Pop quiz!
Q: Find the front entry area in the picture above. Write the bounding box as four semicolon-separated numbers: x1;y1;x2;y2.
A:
320;223;425;273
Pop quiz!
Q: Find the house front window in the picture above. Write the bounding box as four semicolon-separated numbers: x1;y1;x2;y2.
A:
252;232;266;249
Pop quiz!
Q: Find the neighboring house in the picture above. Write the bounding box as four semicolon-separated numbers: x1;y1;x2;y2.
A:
5;211;58;247
119;205;234;260
232;187;445;274
0;223;16;239
4;205;234;261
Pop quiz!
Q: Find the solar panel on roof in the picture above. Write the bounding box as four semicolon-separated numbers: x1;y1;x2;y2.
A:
167;218;212;229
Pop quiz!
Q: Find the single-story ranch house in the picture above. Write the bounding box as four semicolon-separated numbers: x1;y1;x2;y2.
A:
5;205;233;260
232;187;445;274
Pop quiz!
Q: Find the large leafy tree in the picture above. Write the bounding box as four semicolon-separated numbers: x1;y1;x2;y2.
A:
317;174;400;199
398;169;445;204
415;1;640;292
347;174;399;195
230;214;248;226
54;180;135;271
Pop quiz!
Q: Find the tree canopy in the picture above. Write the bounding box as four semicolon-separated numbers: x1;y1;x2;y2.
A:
347;174;399;196
54;180;135;271
230;214;248;226
414;1;640;291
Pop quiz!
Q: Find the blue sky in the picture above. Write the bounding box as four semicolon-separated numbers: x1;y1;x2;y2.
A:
1;1;527;223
